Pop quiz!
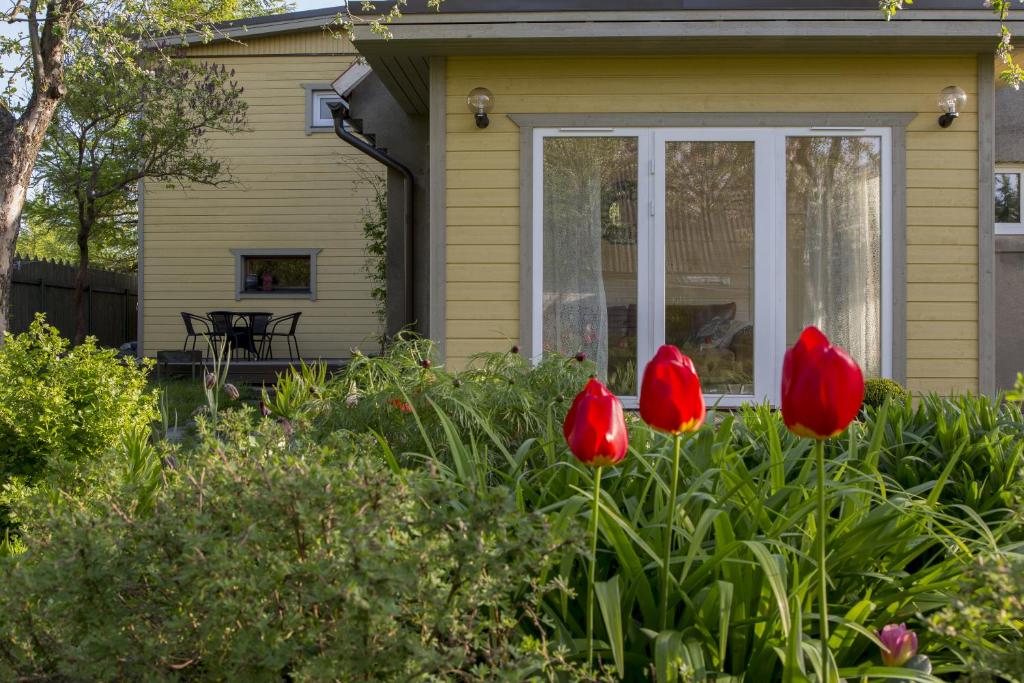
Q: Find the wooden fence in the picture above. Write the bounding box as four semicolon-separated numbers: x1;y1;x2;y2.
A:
10;257;137;348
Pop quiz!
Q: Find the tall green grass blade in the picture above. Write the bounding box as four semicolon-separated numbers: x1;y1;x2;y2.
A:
741;540;792;637
594;575;625;678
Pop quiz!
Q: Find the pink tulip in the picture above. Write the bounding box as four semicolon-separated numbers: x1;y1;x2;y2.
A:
878;623;918;667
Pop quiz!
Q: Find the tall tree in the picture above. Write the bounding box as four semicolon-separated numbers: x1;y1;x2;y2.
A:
0;0;286;338
28;58;247;343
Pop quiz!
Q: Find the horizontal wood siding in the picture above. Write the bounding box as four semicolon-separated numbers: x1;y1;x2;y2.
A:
446;53;980;394
143;31;383;359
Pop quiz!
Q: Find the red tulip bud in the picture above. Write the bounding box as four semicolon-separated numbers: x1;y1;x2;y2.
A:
639;345;705;434
563;378;628;468
781;327;865;440
574;352;587;363
511;344;520;354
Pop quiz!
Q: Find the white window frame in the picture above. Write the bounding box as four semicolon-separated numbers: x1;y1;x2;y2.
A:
995;164;1024;235
531;126;893;408
310;89;343;130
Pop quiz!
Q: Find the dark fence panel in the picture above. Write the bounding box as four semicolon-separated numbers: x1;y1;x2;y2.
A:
10;257;137;348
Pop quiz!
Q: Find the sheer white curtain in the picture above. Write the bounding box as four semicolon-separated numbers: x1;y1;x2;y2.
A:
542;137;638;391
787;136;882;377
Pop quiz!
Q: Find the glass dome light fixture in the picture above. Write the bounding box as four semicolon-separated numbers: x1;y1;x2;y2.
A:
937;85;967;128
467;87;494;129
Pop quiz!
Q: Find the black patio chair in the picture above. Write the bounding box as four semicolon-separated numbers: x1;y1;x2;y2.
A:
180;312;218;356
260;312;302;362
207;311;252;360
250;313;273;359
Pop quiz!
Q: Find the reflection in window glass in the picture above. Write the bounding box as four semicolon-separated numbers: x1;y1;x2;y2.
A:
312;91;342;127
786;136;882;377
996;172;1021;224
543;137;638;395
664;141;755;395
243;256;312;294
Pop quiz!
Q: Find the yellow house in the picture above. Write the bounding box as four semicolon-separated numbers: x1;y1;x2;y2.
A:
140;11;389;361
143;1;1012;405
345;0;1007;407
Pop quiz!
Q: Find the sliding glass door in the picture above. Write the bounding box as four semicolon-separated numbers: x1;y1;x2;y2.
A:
533;127;890;407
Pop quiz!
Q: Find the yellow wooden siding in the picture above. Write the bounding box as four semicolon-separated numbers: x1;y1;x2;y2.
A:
445;53;980;394
182;29;355;56
142;33;383;359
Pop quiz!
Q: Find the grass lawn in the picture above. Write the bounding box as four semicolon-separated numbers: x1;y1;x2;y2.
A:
150;376;260;434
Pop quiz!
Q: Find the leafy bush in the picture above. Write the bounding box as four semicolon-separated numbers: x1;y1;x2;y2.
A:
4;342;1023;681
0;411;601;682
866;394;1024;518
0;316;156;535
284;335;600;460
862;377;911;409
928;554;1024;683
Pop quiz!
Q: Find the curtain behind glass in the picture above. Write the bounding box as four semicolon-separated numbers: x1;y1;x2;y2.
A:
786;136;882;377
542;137;638;394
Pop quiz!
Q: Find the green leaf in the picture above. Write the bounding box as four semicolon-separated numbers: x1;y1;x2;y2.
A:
741;540;792;637
594;575;625;678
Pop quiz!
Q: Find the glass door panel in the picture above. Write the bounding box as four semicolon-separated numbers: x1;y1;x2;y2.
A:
662;140;756;395
541;136;639;395
785;136;882;377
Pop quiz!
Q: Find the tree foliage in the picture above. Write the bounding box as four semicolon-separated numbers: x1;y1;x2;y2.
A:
26;57;248;341
0;0;289;336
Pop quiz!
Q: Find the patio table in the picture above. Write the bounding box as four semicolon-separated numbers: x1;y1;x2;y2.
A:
208;311;272;359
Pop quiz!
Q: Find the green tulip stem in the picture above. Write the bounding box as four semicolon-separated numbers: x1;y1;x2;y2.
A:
815;438;831;683
587;465;603;669
659;432;684;632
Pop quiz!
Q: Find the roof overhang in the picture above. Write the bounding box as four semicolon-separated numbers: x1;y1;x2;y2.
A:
350;8;1019;114
152;5;345;48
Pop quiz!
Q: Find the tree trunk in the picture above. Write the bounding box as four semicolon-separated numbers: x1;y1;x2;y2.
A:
0;96;64;339
73;210;92;345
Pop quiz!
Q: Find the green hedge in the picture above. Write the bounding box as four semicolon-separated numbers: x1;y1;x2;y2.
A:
0;316;156;538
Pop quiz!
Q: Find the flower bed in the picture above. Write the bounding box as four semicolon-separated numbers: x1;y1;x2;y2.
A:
0;332;1021;681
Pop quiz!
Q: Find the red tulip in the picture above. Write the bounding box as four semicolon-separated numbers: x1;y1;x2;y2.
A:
781;326;865;440
639;345;706;434
563;378;628;467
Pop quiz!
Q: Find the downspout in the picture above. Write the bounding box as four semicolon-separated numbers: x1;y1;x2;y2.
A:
329;101;415;334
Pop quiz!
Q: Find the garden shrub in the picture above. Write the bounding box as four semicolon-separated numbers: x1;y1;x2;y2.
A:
287;335;601;460
929;554;1024;683
0;411;601;682
0;316;156;535
4;341;1024;681
862;377;911;409
864;394;1024;518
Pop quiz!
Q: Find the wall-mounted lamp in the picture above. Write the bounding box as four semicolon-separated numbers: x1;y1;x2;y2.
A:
937;85;967;128
467;87;494;129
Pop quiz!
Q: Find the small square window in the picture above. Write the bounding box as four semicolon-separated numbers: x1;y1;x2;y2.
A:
996;167;1024;235
311;90;342;128
232;249;320;300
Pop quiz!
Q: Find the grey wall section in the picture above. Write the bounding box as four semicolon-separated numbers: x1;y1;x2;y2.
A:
995;236;1024;391
995;86;1024;163
347;73;432;338
993;81;1023;391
